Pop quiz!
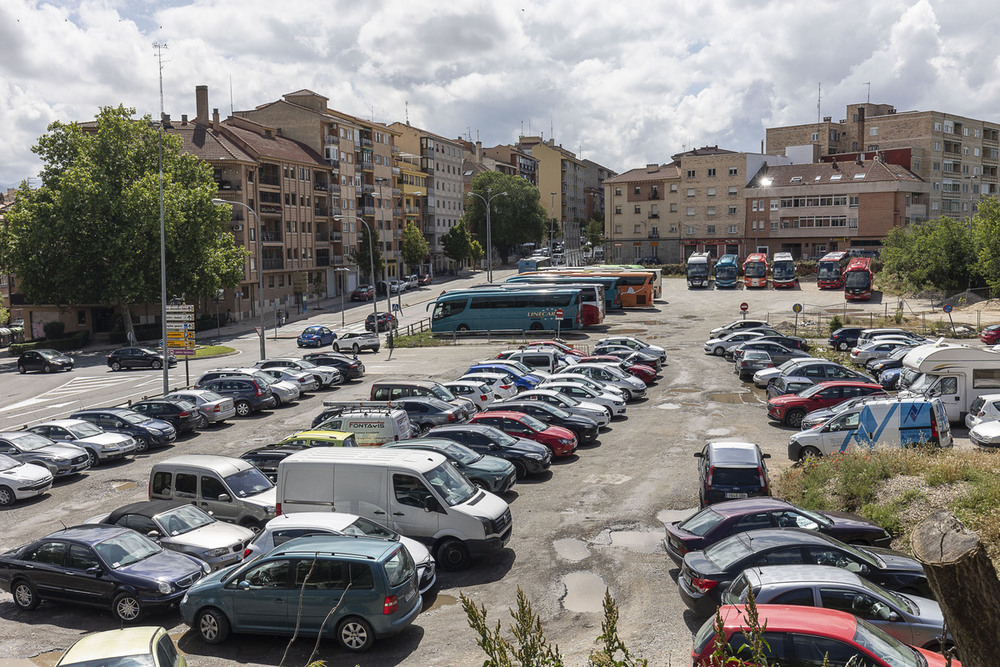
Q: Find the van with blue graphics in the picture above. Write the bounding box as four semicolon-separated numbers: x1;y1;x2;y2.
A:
786;397;952;461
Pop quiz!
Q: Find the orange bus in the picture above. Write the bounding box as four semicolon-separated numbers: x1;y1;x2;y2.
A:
742;253;769;288
538;270;655;307
844;256;874;301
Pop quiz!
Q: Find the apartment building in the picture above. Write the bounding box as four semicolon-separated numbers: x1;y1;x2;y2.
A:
482;144;538;185
389;122;465;273
603;163;680;263
396;151;429;273
516;136;586;241
743;157;930;258
766;103;1000;219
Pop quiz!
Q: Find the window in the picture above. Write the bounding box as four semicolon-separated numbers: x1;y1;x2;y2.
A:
729;167;738;176
707;187;716;196
728;186;738;195
634;185;641;195
686;169;695;178
790;634;865;666
810;132;819;141
934;121;942;132
685;225;695;234
869;126;878;136
68;545;99;570
771;221;778;230
175;473;196;496
934;141;942;151
393;473;434;508
634;205;641;214
933;161;941;171
848;217;858;229
201;475;228;500
728;206;737;215
849;196;859;208
614;187;621;196
944;120;954;134
686;207;695;216
770;200;779;210
728;225;738;234
633;224;641;234
707;206;716;215
913;160;920;169
706;225;716;234
614;205;622;214
244;559;291;589
670;203;677;212
614;225;622;233
670;183;678;192
975;147;981;157
686;188;695;197
770;588;815;605
933;182;940;191
707;168;716;177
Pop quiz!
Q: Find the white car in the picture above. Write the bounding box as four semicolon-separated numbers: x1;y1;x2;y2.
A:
544;373;627;399
0;454;53;506
596;336;666;363
752;357;821;388
709;319;770;339
27;419;137;467
254;358;342;387
443;381;496;410
538;380;627;416
970;420;1000;449
515;389;611;425
558;363;646;401
460;372;520;400
244;512;437;594
850;339;915;366
966;393;1000;429
256;367;321;393
703;331;768;357
164;389;237;425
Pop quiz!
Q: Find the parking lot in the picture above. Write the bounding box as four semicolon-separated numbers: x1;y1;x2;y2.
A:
0;279;956;665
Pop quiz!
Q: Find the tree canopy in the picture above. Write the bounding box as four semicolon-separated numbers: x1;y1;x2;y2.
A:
880;215;978;292
441;220;472;266
0;105;246;329
401;221;429;272
464;171;547;263
972;196;1000;296
584;215;605;249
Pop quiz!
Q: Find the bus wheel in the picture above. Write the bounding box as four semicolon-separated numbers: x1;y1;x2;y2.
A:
457;324;470;332
529;322;544;331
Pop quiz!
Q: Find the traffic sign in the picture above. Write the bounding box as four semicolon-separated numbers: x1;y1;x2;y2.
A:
943;304;953;313
555;308;564;318
165;313;194;323
173;348;196;356
792;303;803;313
165;331;195;340
166;304;194;313
165;322;194;331
740;302;749;312
166;339;195;349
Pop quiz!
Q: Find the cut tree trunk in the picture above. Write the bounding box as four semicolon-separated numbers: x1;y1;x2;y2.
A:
910;510;1000;666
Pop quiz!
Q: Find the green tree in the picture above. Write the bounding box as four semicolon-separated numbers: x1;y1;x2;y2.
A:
441;220;472;267
880;216;977;292
585;216;605;249
973;196;1000;295
464;171;547;263
0;105;246;338
400;221;429;273
469;239;484;269
349;224;384;284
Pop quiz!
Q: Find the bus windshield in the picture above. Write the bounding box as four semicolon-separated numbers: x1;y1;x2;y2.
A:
688;265;708;278
818;263;842;280
744;262;766;278
772;262;795;280
845;271;871;289
715;266;736;280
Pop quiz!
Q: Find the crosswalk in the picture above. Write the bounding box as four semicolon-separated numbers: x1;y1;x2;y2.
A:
0;375;137;415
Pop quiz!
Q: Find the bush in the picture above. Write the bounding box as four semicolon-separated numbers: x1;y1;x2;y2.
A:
795;260;817;276
9;330;90;355
828;315;843;334
42;321;66;339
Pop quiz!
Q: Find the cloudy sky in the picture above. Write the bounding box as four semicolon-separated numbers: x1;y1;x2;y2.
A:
3;0;1000;187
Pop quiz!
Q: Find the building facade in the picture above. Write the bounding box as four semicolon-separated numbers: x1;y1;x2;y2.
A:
482;144;538;185
516;136;586;245
603;163;679;263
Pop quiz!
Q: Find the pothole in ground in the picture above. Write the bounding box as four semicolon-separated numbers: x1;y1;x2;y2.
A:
680;315;702;320
32;649;63;667
112;480;138;491
611;327;647;334
657;507;699;525
554;538;591;562
428;593;458;609
605;530;665;553
665;387;700;394
706;391;759;405
561;572;608;613
582;473;631;485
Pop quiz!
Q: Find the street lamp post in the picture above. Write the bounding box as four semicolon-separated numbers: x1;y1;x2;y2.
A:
373;177;392;316
334;267;349;328
335;215;380;324
550;192;557;253
466;188;507;282
212;198;265;360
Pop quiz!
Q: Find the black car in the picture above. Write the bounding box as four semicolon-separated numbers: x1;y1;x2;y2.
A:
867;346;910;375
828;327;864;351
493;399;599;444
17;349;74;374
391;396;466;430
593;348;662;372
130;399;200;434
240;445;306;482
365;311;397;332
662;497;892;566
301;352;365;379
70;408;177;453
199;377;276;416
107;347;177;371
677;528;931;617
428;424;551;479
695;442;771;507
726;342;809;365
0;524;207;622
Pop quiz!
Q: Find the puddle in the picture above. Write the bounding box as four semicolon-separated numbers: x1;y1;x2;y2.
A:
705;427;732;437
428;593;459;609
655;403;681;410
639;320;661;326
680;315;702;320
31;650;62;667
554;538;591;562
583;473;631;485
561;572;608;613
607;530;665;553
706;391;758;405
665;387;700;394
658;507;698;525
113;481;138;491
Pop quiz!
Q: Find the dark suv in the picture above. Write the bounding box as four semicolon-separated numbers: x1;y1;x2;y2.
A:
70;408;177;453
129;399;201;434
365;312;398;332
828;327;864;351
199;377;276;417
428;424;552;479
106;347;177;371
695;441;771;507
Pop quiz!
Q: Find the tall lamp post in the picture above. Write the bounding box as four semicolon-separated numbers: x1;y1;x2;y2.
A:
334;267;349;328
335;215;380;324
212;198;265;360
373;177;393;315
550;192;557;253
466;188;507;283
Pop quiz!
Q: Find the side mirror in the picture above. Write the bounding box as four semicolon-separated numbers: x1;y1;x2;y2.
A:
86;566;102;576
888;611;900;622
762;453;771;459
423;495;442;513
147;531;161;539
237;580;251;590
693;452;704;459
217;493;232;502
859;564;869;574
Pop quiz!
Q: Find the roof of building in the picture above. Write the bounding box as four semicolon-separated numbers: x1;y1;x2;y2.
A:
604;163;680;184
166;123;255;163
747;157;924;187
223;121;326;165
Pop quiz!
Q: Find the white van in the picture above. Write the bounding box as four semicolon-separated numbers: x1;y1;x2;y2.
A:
150;455;277;530
276;448;512;570
900;341;1000;422
315;404;414;445
787;397;952;461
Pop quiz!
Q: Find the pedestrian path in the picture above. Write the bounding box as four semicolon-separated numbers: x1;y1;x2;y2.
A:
0;374;135;415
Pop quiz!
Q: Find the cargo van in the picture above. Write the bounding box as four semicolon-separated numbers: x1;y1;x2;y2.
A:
314;404;414;445
786;397;952;461
149;455;277;530
900;341;1000;422
276;448;512;570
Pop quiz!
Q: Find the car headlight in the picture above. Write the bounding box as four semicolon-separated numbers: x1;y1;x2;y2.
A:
101;445;118;452
526;452;545;460
158;581;173;594
202;561;212;574
265;506;276;515
477;516;494;534
207;547;229;558
558;438;573;445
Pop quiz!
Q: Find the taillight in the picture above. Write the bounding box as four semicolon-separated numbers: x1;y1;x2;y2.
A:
480;395;488;402
178;411;190;418
758;466;768;492
254;383;262;397
448;413;456;422
930;417;939;442
275;502;282;515
214;404;222;413
147;480;151;499
691;577;718;594
501;384;512;390
243;547;253;558
383;595;398;615
706;465;714;490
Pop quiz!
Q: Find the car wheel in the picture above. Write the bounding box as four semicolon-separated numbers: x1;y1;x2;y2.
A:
512;461;528;480
337;616;375;653
713;347;725;356
436;538;471;571
11;579;40;611
196;413;209;429
333;343;340;352
198;607;231;644
112;592;143;623
239;517;262;532
352;343;361;354
457;324;470;332
151;360;162;370
43;364;52;373
621;389;632;401
785;409;806;429
17;364;26;374
85;449;99;468
469;478;489;491
0;486;15;506
838;341;849;351
111;361;122;371
133;436;150;454
234;400;252;417
798;445;822;462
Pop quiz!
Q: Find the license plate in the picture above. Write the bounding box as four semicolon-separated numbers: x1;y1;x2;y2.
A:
725;492;748;499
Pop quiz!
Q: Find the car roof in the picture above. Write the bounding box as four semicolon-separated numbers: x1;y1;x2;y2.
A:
40;523;131;544
733;528;834;552
706;442;761;464
73;407;135;416
35;418;89;428
429;424;492;434
719;604;857;636
270;534;397;560
263;512;356;532
155;454;254;475
749;564;862;587
58;627;164;663
474;410;528;420
813;380;881;388
703;497;793;516
285;430;353;440
105;499;191;523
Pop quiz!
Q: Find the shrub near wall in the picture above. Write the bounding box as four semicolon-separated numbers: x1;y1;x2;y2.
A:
9;331;90;355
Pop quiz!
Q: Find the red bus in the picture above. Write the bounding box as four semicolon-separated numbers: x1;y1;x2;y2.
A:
844;256;874;301
742;253;769;288
817;251;849;289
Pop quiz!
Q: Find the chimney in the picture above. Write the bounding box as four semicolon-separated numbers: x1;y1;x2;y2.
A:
212;108;220;131
476;141;482;162
181;114;188;125
832;158;839;170
195;85;209;125
646;163;658;173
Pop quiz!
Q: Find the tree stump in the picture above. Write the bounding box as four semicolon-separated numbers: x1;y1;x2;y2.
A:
910;510;1000;666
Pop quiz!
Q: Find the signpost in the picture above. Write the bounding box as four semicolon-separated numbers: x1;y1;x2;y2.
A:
165;304;195;385
555;308;564;340
740;302;749;320
944;303;956;337
792;302;803;336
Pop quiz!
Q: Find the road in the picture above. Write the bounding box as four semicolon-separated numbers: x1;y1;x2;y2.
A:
0;278;964;665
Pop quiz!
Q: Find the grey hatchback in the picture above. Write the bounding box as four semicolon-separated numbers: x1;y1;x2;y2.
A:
198;378;276;417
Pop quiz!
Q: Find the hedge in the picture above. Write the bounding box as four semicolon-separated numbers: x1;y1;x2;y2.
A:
9;331;90;355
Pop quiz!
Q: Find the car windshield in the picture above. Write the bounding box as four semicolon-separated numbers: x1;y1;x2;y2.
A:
252;371;278;386
887;347;910;360
9;432;55;451
484;428;518;446
851;617;920;667
224;468;274;497
60;655;156;667
95;531;161;568
0;454;21;472
678;508;725;536
798;384;826;398
501;360;532;373
118;411;152;425
37;350;63;359
431;385;457;401
443;442;482;464
155;505;215;535
703;535;754;569
65;422;104;438
545;404;572;419
296;359;317;369
518;414;549;431
303;327;322;334
426;462;477;506
857;576;915;614
344;516;399;540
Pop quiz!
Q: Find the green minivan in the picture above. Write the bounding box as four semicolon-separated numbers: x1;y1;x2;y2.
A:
179;534;421;652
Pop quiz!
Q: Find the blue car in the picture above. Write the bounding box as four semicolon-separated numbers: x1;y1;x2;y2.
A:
297;326;336;348
879;367;903;389
467;362;541;390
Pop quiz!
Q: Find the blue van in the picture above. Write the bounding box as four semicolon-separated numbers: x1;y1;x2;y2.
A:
467;362;542;390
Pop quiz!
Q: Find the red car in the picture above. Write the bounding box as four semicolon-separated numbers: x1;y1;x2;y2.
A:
577;355;657;385
417;274;433;286
525;340;585;357
692;605;957;666
766;380;885;428
981;324;1000;345
469;410;577;456
350;285;375;301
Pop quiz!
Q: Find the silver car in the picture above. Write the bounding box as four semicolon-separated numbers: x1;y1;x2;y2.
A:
850;339;915;366
723;564;953;654
0;431;91;477
88;500;255;571
459;372;519;400
558;363;646;401
514;389;611;425
703;330;767;357
0;454;53;506
256;367;321;393
164;389;237;426
596;335;666;363
538;380;626;416
254;358;342;388
27;419;137;467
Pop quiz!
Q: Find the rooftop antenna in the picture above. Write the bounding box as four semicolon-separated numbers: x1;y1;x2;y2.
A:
229;75;234;116
405;101;409;126
863;82;871;104
817;82;821;123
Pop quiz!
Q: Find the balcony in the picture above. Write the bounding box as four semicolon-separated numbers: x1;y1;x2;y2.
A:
391;145;400;155
392;188;401;197
360;137;373;148
648;191;660;200
333;254;345;265
314;182;328;192
259;204;282;215
230;211;245;222
259;176;280;187
391;167;401;176
332;231;343;242
361;205;375;215
216;180;242;191
314;206;329;217
324;134;339;146
261;230;283;243
262;258;284;270
649;230;660;239
362;184;375;194
330;205;342;216
315;231;330;242
359;161;374;172
329;184;341;194
649;212;660;219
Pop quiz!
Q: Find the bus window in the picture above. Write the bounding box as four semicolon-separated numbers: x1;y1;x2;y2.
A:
433;300;466;320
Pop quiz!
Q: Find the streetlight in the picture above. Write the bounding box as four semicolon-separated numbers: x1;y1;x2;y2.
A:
373;176;393;315
335;215;380;324
466;188;507;282
550;191;557;252
212;198;265;360
334;267;349;328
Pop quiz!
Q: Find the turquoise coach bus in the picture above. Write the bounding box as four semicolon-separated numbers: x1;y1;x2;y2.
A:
429;288;583;332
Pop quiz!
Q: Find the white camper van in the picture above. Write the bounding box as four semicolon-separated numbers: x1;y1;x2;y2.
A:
900;341;1000;422
275;448;512;570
